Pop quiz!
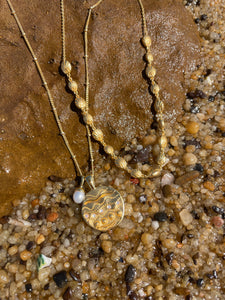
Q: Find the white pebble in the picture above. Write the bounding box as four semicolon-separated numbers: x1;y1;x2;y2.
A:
152;221;159;230
161;173;175;187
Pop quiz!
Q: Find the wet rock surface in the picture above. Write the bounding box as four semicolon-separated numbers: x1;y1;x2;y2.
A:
0;0;201;214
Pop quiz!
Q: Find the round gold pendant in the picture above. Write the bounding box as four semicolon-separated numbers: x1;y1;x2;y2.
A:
81;186;124;231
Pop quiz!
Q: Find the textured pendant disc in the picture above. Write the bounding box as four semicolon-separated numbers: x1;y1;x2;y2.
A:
81;186;124;231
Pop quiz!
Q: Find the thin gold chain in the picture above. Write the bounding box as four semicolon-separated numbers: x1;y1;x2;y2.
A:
7;0;167;181
6;0;84;178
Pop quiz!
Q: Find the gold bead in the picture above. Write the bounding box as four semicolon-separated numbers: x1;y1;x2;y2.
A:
158;135;167;148
83;113;93;126
92;129;104;142
149;168;161;177
154;100;164;113
157;154;167;166
142;35;152;48
104;145;114;155
146;65;156;78
131;169;143;178
68;80;78;93
158;119;165;129
151;84;160;95
75;97;86;111
145;53;153;64
61;60;71;74
115;157;127;170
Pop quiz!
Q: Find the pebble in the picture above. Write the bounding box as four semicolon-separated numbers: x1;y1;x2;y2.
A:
179;209;193;226
152;221;159;230
154;212;168;222
183;153;198;165
161;173;175;187
185;121;200;134
196;278;204;287
31;198;39;207
47;212;59;222
25;283;32;293
36;234;45;245
38;267;50;282
170;136;178;147
194;163;204;173
139;194;147;203
175;171;200;185
53;270;68;288
211;216;224;227
26;241;35;251
101;240;113;254
142;135;157;146
37;205;47;220
22;209;30;220
162;239;177;249
0;215;9;224
141;233;153;246
69;269;81;282
8;245;18;256
20;250;32;261
125;264;136;283
0;270;10;285
63;287;72;300
203;181;215;191
162;184;172;198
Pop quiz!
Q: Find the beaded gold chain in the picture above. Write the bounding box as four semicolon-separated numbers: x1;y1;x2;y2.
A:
6;0;167;231
60;0;167;181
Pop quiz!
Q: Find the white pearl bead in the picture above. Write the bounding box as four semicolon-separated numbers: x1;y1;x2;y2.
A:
73;188;85;204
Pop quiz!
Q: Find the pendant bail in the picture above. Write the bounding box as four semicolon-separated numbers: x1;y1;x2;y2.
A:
86;175;95;189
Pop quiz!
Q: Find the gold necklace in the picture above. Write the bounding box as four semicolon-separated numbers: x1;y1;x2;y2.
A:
6;0;167;232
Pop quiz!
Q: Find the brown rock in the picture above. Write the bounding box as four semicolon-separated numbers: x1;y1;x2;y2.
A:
175;170;200;185
0;0;201;215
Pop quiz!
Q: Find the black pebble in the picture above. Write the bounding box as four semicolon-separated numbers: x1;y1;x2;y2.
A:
162;274;168;281
69;269;81;283
213;270;218;279
212;206;221;214
208;95;215;102
194;18;200;24
26;241;35;251
186;89;206;99
185;295;192;300
37;205;47;220
25;283;32;293
206;273;214;279
63;287;72;300
53;271;68;288
194;163;204;173
125;264;136;283
44;283;49;290
128;291;138;300
165;252;174;266
196;278;204;287
200;14;208;20
119;257;124;263
184;138;201;149
154;212;168;222
187;233;194;239
0;215;9;225
28;213;37;221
